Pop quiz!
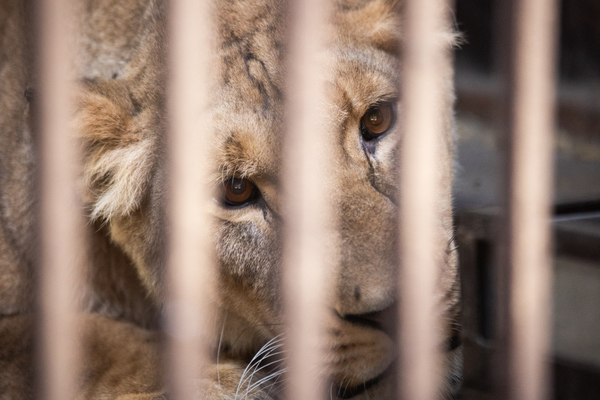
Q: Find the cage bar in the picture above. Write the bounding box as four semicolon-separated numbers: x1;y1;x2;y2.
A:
497;0;558;399
32;0;83;399
282;0;332;400
397;0;450;399
166;0;216;399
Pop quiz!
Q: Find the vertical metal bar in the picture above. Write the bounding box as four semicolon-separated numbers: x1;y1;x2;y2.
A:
397;0;449;399
498;0;558;399
32;0;83;399
166;0;215;398
282;0;331;400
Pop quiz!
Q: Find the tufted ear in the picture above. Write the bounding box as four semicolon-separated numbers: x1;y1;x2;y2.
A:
331;0;402;54
332;0;460;54
75;79;156;221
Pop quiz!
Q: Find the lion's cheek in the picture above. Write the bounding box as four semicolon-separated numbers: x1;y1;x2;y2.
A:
109;209;165;301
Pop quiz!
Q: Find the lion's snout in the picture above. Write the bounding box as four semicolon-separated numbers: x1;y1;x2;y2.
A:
325;307;396;394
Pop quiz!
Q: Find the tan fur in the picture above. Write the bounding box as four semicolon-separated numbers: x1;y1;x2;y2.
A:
0;0;35;317
0;0;461;398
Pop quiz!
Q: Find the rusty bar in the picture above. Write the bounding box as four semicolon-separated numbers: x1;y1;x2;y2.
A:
397;0;449;399
32;0;83;399
166;0;215;398
282;0;331;399
498;0;558;399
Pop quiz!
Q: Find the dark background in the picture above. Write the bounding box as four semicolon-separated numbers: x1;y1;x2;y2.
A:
455;0;600;81
453;1;600;399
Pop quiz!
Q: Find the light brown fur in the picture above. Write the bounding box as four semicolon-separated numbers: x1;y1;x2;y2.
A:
0;0;461;398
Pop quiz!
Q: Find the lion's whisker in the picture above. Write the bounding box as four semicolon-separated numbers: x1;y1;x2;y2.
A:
265;370;286;397
216;313;228;387
237;350;286;394
234;335;284;399
242;341;285;380
245;368;287;396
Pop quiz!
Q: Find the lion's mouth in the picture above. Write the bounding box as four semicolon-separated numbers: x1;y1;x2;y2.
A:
329;305;396;398
332;368;387;399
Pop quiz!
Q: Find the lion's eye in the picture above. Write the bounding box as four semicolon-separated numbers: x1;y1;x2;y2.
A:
360;102;396;141
222;177;256;206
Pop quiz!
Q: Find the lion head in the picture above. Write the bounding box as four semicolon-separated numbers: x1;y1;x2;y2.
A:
74;0;461;398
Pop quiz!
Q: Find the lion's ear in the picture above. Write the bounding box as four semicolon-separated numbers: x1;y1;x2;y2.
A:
332;0;402;54
75;79;156;221
332;0;460;54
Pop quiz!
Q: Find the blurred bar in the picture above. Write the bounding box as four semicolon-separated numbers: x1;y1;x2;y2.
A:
497;0;558;399
282;0;331;399
397;0;449;399
31;0;83;399
166;0;215;399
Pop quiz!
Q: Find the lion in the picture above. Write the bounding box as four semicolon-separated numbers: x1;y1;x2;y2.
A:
0;0;461;399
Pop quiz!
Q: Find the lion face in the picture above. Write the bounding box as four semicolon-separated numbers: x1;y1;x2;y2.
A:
76;0;461;398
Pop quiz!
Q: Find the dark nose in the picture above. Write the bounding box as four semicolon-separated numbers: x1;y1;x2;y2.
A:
335;302;397;333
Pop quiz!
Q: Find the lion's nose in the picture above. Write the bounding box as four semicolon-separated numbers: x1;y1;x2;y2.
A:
334;302;397;333
333;280;397;317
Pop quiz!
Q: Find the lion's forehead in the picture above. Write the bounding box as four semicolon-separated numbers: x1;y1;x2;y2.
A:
326;48;400;117
210;1;286;182
211;63;283;182
210;0;403;185
211;57;399;184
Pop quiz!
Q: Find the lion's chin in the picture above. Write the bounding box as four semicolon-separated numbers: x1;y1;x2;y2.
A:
331;366;392;399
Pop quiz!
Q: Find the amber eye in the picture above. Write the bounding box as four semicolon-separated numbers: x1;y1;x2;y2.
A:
222;177;256;206
360;102;396;140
